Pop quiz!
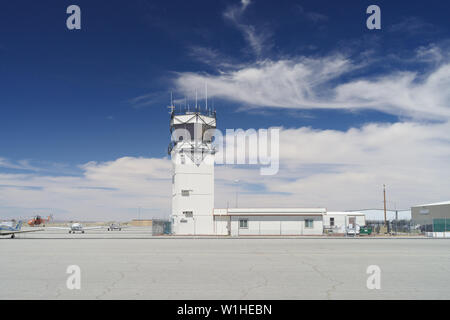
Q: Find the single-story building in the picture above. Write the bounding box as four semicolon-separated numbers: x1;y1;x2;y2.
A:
323;212;366;234
213;208;326;236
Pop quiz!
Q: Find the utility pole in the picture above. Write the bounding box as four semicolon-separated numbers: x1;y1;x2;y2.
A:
395;210;398;235
383;184;387;228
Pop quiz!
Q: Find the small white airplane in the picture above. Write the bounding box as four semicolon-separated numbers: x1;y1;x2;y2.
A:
107;223;127;231
0;220;43;238
49;223;103;234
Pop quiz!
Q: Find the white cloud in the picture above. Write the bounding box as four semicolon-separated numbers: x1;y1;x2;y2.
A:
175;55;354;108
175;51;450;121
335;65;450;120
0;157;172;221
215;121;450;211
2;121;449;221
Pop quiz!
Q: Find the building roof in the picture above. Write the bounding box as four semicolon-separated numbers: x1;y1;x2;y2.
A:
326;211;365;216
413;201;450;207
214;208;326;216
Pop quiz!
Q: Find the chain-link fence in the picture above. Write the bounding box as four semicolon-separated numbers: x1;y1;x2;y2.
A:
151;219;171;235
365;218;450;237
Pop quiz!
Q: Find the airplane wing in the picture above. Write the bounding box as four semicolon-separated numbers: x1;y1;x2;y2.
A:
46;227;71;230
0;228;44;236
83;226;104;230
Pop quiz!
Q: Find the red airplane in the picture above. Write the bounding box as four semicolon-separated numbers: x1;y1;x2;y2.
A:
27;215;52;227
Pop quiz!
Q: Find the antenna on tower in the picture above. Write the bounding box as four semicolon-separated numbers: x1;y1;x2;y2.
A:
195;90;198;111
168;91;175;114
205;82;208;113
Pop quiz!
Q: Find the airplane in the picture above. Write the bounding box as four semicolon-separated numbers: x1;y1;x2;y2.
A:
0;220;43;238
28;214;53;227
107;223;127;231
48;222;103;234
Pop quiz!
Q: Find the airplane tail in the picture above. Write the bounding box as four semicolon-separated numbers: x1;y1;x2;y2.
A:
14;220;23;230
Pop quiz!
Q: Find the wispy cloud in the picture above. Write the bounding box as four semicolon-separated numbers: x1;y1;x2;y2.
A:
174;44;450;121
187;46;245;70
296;5;328;23
223;0;272;57
0;158;41;172
128;91;167;109
389;16;439;36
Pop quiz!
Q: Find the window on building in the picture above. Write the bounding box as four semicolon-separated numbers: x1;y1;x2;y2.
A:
239;219;248;229
183;211;193;218
180;154;185;164
330;217;335;227
305;219;314;228
181;190;190;197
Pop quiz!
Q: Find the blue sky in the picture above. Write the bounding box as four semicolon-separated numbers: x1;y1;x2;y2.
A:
1;0;449;220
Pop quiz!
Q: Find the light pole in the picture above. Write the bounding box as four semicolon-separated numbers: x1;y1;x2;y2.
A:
383;184;387;229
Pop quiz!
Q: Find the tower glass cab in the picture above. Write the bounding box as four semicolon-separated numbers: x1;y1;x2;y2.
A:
169;108;216;235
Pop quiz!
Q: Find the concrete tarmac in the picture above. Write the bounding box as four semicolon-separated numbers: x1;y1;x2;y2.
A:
1;229;449;299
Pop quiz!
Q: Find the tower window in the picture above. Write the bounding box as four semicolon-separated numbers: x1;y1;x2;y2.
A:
181;190;190;196
183;211;193;218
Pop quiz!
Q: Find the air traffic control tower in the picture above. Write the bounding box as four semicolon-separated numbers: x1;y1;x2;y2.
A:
168;103;216;235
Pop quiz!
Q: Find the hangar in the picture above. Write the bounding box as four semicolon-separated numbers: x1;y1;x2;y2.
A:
411;201;450;225
411;201;450;237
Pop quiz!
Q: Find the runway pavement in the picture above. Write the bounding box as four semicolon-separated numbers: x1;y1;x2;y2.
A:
1;229;449;299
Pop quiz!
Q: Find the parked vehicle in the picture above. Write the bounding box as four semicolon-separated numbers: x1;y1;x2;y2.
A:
346;224;360;236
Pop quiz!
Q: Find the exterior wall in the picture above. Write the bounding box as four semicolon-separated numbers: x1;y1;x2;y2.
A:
411;203;450;224
323;214;346;228
323;213;365;233
229;215;323;236
214;215;230;235
171;151;214;235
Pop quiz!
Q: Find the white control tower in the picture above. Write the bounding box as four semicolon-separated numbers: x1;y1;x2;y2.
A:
169;104;216;235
